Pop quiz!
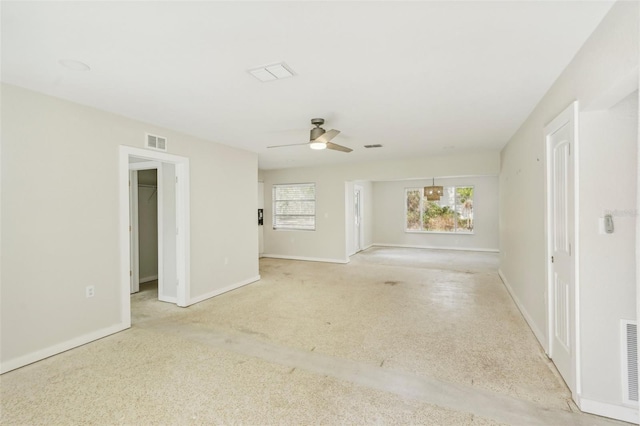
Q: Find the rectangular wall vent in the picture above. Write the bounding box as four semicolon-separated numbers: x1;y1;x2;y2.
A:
622;320;638;405
364;144;383;148
146;133;167;151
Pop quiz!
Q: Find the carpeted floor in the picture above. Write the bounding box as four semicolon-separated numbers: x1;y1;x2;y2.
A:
0;247;629;425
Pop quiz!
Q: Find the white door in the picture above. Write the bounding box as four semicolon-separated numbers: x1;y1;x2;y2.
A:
159;163;178;304
354;186;362;252
546;103;576;393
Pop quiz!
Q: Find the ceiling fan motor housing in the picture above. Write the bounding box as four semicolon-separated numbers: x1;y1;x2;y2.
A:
310;118;326;141
310;126;325;141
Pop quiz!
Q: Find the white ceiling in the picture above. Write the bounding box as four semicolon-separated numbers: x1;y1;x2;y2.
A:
2;1;614;170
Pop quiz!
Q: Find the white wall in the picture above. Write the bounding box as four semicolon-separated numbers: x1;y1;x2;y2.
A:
262;151;499;262
579;92;638;406
372;175;499;252
0;84;259;372
499;1;638;421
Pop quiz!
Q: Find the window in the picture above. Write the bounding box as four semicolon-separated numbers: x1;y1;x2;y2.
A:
272;183;316;230
405;186;474;233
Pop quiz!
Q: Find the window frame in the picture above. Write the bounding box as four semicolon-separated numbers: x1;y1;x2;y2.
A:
272;182;316;231
404;185;474;234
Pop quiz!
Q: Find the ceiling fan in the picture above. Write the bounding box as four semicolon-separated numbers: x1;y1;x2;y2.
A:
268;118;352;153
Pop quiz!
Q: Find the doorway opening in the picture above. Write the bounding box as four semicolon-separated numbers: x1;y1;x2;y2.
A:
135;169;158;289
129;162;167;299
119;146;191;328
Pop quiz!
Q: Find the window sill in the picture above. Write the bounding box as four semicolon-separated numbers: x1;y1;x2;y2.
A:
405;230;475;235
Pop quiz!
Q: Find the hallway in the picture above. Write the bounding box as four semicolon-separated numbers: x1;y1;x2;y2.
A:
0;248;627;425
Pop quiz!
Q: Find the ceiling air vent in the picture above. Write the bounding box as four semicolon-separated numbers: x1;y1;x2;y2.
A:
146;133;167;152
364;144;383;149
248;62;295;82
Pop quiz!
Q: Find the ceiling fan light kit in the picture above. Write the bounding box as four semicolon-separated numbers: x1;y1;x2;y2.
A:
309;141;327;150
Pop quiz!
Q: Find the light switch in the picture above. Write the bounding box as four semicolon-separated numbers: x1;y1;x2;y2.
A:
604;214;614;233
598;215;615;234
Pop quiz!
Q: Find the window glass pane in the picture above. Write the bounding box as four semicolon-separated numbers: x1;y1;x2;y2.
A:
274;200;315;215
405;185;474;233
273;183;316;230
406;189;421;230
274;184;315;201
455;186;474;232
424;187;454;232
274;215;315;230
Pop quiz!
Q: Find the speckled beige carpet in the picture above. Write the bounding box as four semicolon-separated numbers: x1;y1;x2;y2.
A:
0;248;629;425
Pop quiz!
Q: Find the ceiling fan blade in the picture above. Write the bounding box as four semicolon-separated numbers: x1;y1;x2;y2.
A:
326;142;352;153
267;142;310;149
315;129;340;143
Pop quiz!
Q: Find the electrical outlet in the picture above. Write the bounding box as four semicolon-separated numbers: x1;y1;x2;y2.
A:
86;285;95;298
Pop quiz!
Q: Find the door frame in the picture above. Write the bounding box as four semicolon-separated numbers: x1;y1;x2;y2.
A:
544;101;580;398
119;146;191;327
129;169;140;293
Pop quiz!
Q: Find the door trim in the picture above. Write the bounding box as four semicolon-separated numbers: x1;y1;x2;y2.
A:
544;100;580;398
129;170;140;293
119;146;191;327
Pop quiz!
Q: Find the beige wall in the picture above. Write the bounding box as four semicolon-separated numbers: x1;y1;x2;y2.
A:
372;175;499;251
499;1;638;418
262;152;499;262
1;84;259;371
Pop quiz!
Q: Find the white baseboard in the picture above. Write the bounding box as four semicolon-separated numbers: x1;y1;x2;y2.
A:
372;243;499;253
349;244;375;257
498;269;548;352
140;275;158;283
0;322;129;374
188;275;261;305
578;397;639;424
499;271;639;425
261;254;350;264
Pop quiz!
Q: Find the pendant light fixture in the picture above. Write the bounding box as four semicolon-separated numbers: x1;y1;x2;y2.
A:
424;177;443;201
